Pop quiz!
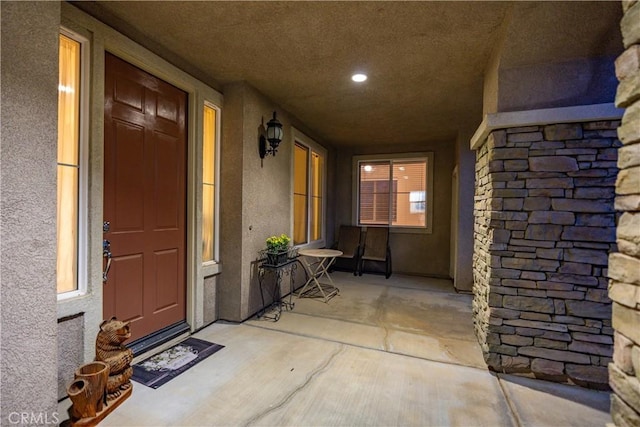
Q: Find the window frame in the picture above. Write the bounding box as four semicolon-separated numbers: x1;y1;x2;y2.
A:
57;27;90;300
201;101;221;276
291;128;327;249
352;152;434;234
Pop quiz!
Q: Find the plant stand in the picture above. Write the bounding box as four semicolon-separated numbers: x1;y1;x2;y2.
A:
257;257;298;321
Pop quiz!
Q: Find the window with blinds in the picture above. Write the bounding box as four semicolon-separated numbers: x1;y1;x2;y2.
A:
357;158;428;228
359;179;398;224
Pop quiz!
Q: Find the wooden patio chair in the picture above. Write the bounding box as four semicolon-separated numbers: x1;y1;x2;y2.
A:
330;225;363;275
359;227;392;279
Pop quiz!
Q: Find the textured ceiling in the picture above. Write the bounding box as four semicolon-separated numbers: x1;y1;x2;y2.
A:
71;1;622;148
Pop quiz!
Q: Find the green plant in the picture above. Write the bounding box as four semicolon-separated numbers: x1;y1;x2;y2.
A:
265;234;291;252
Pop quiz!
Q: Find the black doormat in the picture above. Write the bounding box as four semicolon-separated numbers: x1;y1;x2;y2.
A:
131;337;224;389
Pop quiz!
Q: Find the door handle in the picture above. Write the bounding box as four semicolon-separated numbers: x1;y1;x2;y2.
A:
103;239;112;282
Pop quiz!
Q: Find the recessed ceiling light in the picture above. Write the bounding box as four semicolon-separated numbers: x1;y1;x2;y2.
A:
351;73;367;83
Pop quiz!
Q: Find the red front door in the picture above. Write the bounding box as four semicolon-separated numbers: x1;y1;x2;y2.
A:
103;53;187;342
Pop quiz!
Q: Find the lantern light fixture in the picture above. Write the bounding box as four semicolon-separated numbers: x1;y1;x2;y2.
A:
259;111;283;160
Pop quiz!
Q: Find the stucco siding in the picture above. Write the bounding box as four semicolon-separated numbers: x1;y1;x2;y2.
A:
57;315;84;400
498;57;619;113
219;82;246;321
1;1;60;423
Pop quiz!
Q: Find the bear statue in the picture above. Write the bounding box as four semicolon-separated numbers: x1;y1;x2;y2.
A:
95;317;133;399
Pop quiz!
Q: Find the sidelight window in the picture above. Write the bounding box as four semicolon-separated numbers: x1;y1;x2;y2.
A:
202;104;219;263
57;30;88;296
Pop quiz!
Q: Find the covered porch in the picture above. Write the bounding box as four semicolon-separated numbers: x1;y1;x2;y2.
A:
84;272;610;426
2;2;638;425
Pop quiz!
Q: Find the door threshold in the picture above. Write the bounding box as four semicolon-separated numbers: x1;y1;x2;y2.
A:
127;321;191;358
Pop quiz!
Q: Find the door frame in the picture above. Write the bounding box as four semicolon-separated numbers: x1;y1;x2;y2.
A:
58;3;223;363
450;165;458;280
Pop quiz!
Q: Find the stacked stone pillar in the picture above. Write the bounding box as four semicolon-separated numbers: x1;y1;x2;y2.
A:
609;1;640;425
473;120;619;389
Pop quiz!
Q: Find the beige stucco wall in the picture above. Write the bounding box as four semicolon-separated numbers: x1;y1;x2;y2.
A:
219;82;334;321
219;82;246;321
483;2;622;116
335;141;454;278
498;57;619;113
452;134;475;291
481;3;511;116
242;85;295;319
57;315;84;399
1;1;60;423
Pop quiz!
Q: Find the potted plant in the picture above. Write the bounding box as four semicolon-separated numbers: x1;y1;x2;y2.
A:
265;234;291;265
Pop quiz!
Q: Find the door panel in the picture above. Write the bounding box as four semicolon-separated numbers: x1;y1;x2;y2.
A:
112;254;145;321
154;132;180;229
113;75;144;112
154;249;179;311
113;120;145;231
156;95;180;123
104;52;187;342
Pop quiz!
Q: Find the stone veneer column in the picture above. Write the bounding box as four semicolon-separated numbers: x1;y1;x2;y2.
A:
609;1;640;425
473;120;619;389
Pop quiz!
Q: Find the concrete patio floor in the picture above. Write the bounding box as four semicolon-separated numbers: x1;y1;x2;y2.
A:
89;272;610;426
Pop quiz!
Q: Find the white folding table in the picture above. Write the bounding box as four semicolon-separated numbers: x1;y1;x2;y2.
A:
297;248;343;302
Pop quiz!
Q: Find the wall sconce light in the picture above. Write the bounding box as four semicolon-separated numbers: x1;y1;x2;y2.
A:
259;111;283;159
